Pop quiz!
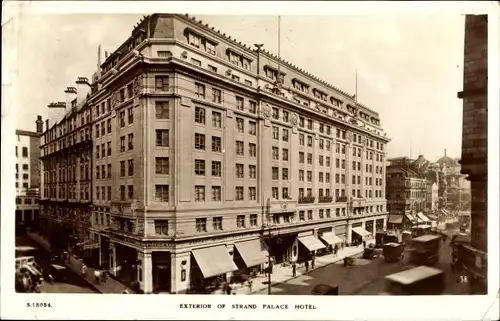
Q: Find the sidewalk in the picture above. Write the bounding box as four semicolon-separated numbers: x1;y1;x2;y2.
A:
26;230;135;294
233;245;365;295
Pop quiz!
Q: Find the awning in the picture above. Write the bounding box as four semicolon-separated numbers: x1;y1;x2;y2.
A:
427;214;438;220
83;242;100;250
235;239;269;267
352;227;371;238
320;232;343;245
417;212;431;222
298;235;326;251
388;215;403;224
405;213;417;223
192;245;238;279
441;209;451;216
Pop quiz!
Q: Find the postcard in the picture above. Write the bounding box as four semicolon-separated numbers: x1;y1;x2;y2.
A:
1;1;499;320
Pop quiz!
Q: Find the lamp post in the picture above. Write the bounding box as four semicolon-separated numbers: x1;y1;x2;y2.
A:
261;223;275;295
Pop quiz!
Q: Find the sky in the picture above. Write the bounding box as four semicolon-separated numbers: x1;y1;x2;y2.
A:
13;11;466;161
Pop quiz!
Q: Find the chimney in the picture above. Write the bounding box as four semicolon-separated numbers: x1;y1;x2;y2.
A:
35;115;43;133
64;86;77;112
45;119;49;132
75;77;91;104
444;149;447;157
105;51;109;58
47;102;66;128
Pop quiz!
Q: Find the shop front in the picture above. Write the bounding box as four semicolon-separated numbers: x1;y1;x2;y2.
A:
375;219;385;232
351;224;372;246
387;214;404;230
152;251;171;293
114;243;140;291
296;233;326;263
189;245;238;294
319;230;343;253
233;239;269;281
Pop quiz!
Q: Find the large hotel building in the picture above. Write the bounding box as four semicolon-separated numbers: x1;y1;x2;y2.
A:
39;14;390;294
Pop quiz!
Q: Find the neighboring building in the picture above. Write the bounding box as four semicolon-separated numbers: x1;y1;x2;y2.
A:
425;181;439;212
435;150;471;212
39;14;390;294
456;14;487;294
39;79;95;261
15;116;43;225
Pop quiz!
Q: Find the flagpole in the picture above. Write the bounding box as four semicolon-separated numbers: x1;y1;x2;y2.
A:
355;69;358;107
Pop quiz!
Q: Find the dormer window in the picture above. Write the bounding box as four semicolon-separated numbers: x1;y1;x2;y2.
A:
264;66;284;82
229;52;240;66
189;33;201;48
292;79;309;93
242;58;250;70
206;42;216;55
313;89;328;102
330;97;342;108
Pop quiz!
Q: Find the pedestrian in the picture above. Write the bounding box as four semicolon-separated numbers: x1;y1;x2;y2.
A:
341;242;344;250
363;241;366;249
292;262;296;277
94;269;101;284
304;260;309;272
81;264;88;277
226;282;232;295
334;244;338;256
311;257;315;270
101;269;108;283
247;279;253;292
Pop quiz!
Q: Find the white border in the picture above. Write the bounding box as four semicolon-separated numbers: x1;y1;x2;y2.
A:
1;1;499;320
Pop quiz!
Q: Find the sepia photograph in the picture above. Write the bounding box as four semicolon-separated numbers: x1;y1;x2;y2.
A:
2;1;499;320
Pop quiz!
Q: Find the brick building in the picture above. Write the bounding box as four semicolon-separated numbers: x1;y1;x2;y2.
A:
40;14;390;294
456;15;487;293
15;117;43;226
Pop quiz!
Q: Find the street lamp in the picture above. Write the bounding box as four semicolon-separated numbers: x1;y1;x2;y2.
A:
261;223;276;295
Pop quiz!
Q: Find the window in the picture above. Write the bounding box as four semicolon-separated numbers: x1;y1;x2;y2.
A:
272;126;279;139
128;107;133;124
213;216;223;230
283;111;289;122
195;160;205;176
120;185;126;201
249;121;256;135
208;113;220;131
128;133;134;150
195;107;206;124
319;155;324;166
272;147;279;160
236;141;244;156
155;220;169;235
307;153;312;164
236;164;244;178
237;215;246;228
107;119;112;133
194;133;205;150
155;101;169;119
236;118;244;133
299;211;305;221
250;214;258;226
120;161;126;177
96;124;100;138
249;101;257;114
208;65;217;73
299;152;304;163
307;171;312;182
282;148;289;161
101;122;106;136
249;165;256;179
205;42;216;55
155;76;169;91
235;186;244;200
119;111;125;127
282;187;289;199
307;210;313;220
319;172;324;182
307;119;313;130
249;187;256;200
212;136;222;152
156;130;169;147
190;58;202;66
272;167;279;180
245;80;253;87
128;159;134;176
272;187;279;199
212;88;222;103
236;96;244;110
307;136;313;147
195;218;207;232
195;186;205;201
282;129;289;142
107;142;111;156
272;108;279;120
22;164;28;170
282;168;289;180
326;156;331;167
299;117;305;127
96;145;100;158
128;185;134;199
195;83;205;98
299;170;304;181
326;173;330;183
299;133;304;146
155;185;169;202
249;143;257;157
212;161;222;176
154;157;169;175
319;209;324;219
212;186;221;201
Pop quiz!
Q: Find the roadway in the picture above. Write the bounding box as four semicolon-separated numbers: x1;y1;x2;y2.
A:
15;232;97;293
254;234;470;295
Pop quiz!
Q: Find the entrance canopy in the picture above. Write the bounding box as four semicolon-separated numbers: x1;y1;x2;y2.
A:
192;245;238;279
416;212;431;223
298;235;326;251
320;232;343;245
235;239;269;267
352;227;371;238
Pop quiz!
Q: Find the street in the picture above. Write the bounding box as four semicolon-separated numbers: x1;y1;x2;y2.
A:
254;233;470;295
15;232;97;293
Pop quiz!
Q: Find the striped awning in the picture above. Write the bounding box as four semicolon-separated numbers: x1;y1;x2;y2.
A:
388;215;403;224
298;235;326;251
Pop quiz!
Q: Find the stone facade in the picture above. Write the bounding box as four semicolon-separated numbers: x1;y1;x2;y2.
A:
457;14;487;293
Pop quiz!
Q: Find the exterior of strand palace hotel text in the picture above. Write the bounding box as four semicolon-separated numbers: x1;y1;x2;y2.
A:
39;14;390;294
